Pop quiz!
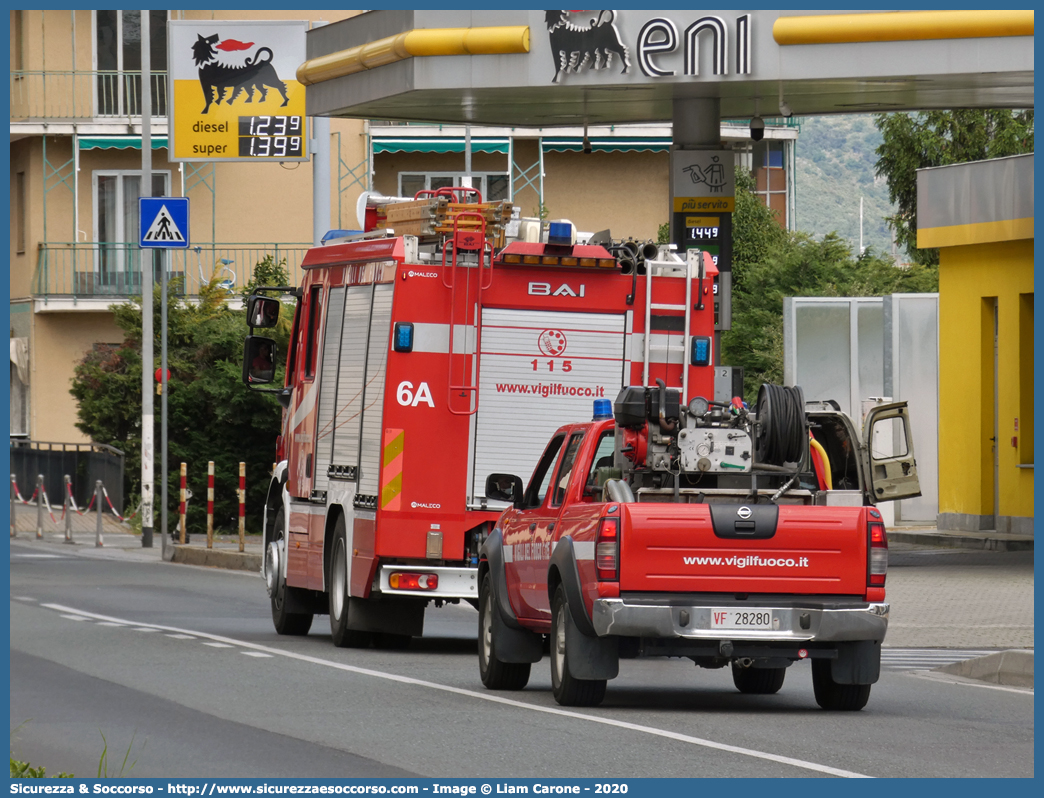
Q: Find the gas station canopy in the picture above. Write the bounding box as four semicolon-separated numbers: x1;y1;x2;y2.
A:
299;10;1034;126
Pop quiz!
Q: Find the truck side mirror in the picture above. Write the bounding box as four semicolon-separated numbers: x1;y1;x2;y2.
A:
243;335;277;385
485;473;523;508
247;295;281;329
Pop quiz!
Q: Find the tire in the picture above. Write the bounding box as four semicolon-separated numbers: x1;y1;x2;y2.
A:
478;573;531;690
812;658;872;711
731;662;786;694
328;515;372;648
550;585;606;707
270;508;313;636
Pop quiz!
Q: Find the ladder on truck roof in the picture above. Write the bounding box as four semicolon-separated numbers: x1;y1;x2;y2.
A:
443;203;494;416
641;248;707;405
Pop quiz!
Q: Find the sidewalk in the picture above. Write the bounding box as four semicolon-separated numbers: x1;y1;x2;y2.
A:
888;523;1033;552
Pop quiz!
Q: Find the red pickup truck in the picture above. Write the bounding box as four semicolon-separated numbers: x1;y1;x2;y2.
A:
477;383;919;710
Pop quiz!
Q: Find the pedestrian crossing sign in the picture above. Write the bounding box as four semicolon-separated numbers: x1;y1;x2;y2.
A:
140;197;190;249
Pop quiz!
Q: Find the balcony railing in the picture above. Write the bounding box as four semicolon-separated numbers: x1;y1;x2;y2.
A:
32;243;312;300
11;71;168;121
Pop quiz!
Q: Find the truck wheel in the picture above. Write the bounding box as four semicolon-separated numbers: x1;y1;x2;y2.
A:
812;659;871;711
731;662;786;694
328;515;372;648
550;585;606;707
478;574;531;690
270;508;313;636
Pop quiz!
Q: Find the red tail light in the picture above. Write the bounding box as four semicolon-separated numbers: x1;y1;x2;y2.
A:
389;572;439;591
868;518;888;587
596;517;619;581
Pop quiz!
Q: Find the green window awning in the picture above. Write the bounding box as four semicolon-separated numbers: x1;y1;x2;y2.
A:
78;136;169;151
372;138;509;154
541;137;672;153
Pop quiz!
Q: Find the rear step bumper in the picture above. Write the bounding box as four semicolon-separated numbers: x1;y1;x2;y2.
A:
591;599;888;643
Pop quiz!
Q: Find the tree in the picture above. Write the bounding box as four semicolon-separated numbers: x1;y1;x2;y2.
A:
873;110;1034;266
70;264;292;535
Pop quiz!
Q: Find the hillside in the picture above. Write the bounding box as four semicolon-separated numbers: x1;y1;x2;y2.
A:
792;114;897;259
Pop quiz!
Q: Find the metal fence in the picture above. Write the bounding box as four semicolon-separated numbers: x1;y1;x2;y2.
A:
11;71;168;121
33;243;312;299
10;440;125;511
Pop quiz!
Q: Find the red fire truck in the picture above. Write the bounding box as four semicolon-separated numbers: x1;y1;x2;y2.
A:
243;191;720;647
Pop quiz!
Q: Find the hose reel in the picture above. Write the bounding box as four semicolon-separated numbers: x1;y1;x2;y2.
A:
754;384;806;467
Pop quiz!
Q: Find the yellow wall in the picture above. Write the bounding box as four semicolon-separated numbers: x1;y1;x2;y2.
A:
937;239;1034;521
31;312;125;444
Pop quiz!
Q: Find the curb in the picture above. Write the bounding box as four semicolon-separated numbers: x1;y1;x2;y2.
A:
889;530;1034;552
936;649;1034;688
169;545;262;573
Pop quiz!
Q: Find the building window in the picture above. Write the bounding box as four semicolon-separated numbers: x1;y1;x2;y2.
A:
13;10;24;71
398;172;509;202
93;170;169;288
15;171;26;254
752;140;787;227
95;10;168;117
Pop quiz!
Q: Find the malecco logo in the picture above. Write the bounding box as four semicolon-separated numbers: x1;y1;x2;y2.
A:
411;501;441;509
528;282;586;297
408;270;438;278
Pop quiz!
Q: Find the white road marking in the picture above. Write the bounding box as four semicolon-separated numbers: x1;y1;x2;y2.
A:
132;627;159;633
39;602;869;778
165;634;196;640
202;642;234;648
13;596;37;602
902;671;1034;695
96;621;126;627
60;614;88;622
242;651;273;658
11;553;65;559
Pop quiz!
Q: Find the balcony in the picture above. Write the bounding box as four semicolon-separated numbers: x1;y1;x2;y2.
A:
32;243;312;303
11;71;168;122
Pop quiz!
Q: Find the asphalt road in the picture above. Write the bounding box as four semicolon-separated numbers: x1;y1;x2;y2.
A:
9;542;1034;779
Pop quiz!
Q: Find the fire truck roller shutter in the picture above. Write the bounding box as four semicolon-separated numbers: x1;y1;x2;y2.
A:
471;308;626;504
313;287;347;495
330;287;374;479
358;283;394;496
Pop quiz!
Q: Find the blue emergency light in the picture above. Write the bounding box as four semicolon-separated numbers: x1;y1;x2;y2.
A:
393;322;414;352
691;336;711;367
547;222;573;246
593;399;613;420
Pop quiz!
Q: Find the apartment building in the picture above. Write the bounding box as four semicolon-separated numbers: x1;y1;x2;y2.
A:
9;9;797;446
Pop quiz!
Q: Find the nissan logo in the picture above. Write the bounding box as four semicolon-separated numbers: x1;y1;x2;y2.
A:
737;506;752;520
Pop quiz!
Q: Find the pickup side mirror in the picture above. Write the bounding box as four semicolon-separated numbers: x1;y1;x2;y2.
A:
247;295;281;329
243;335;277;385
485;473;523;508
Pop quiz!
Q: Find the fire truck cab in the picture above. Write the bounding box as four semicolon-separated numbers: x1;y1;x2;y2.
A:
244;193;720;647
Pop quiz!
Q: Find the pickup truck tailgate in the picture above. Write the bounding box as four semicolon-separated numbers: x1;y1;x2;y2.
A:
619;504;869;595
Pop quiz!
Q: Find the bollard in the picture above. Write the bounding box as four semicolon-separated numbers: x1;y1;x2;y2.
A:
207;461;215;549
36;474;44;539
178;462;187;544
95;480;104;547
63;475;73;543
238;462;246;553
10;474;17;538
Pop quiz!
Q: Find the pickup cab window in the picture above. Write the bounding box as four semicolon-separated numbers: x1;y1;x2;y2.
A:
524;435;564;509
552;432;585;507
583;430;617;498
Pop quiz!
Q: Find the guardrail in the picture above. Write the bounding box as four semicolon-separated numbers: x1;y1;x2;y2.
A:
11;70;168;121
32;243;312;299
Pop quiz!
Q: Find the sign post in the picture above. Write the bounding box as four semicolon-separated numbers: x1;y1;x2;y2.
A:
141;195;189;553
669;150;735;348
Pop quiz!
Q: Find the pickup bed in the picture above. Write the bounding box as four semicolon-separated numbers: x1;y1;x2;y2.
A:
477;391;917;711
